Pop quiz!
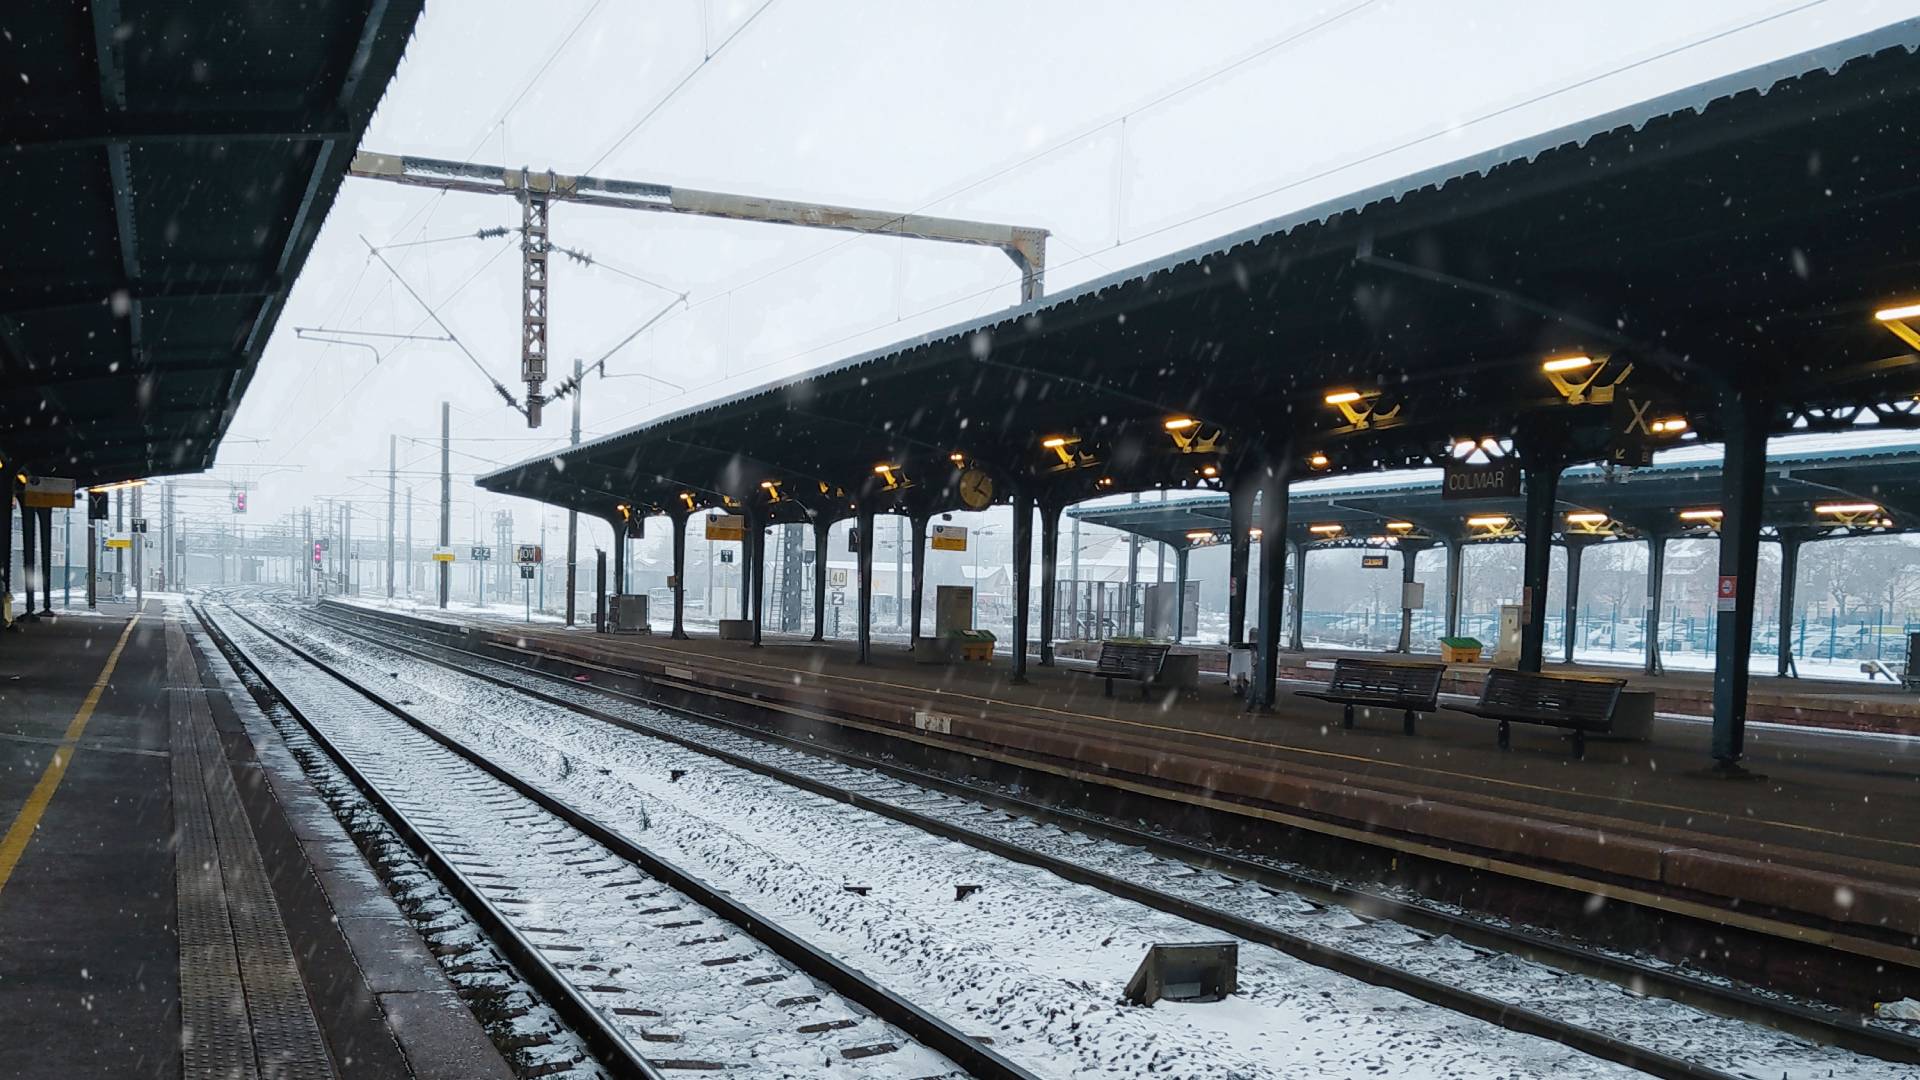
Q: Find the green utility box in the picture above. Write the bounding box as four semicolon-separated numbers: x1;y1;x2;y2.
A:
1439;636;1483;663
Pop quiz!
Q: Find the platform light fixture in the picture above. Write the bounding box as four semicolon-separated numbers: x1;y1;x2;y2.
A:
1248;527;1263;539
85;478;147;493
679;491;696;511
1164;416;1198;431
1199;463;1219;478
1322;388;1397;430
1541;352;1631;405
1815;501;1881;515
1385;521;1415;532
1650;417;1688;435
1308;451;1330;469
1185;529;1218;544
948;451;966;464
1039;434;1083;466
1678;508;1723;522
1874;302;1920;350
1466;514;1509;527
1308;523;1344;536
1566;511;1609;525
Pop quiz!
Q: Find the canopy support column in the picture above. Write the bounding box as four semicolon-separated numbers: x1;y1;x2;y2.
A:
1288;542;1306;651
609;515;626;615
1777;530;1805;678
18;489;38;619
909;514;928;647
1251;452;1294;710
1444;538;1464;638
1645;534;1667;676
856;504;875;664
812;518;830;642
1708;393;1770;776
1562;537;1597;666
748;512;765;647
1396;539;1433;653
1;471;14;626
1173;547;1190;643
1038;503;1060;666
1518;455;1564;673
669;510;689;639
1227;472;1255;645
1011;489;1034;683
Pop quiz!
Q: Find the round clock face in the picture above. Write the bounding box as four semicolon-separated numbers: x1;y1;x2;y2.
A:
958;468;994;510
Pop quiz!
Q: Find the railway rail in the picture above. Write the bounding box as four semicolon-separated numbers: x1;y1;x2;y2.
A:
281;597;1920;1080
197;599;1036;1080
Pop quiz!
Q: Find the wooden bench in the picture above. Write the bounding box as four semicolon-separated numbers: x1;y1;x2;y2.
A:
1443;668;1625;759
1293;657;1446;735
1085;641;1172;698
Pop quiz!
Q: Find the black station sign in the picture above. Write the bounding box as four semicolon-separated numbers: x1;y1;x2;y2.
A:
1442;458;1521;500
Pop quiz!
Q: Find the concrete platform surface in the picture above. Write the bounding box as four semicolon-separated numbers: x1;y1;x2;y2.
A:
352;600;1920;956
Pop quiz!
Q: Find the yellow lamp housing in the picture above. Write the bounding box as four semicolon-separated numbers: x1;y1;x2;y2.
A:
1678;508;1723;529
1322;389;1397;430
1815;501;1884;527
1541;352;1632;405
1308;523;1343;536
1874;302;1920;350
1162;416;1222;454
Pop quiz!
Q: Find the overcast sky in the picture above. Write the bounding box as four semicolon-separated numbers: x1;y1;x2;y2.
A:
209;0;1918;546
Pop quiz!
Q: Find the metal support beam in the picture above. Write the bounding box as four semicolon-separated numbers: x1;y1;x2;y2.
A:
1644;535;1667;676
1518;460;1563;672
1227;472;1255;645
1397;540;1435;653
1710;394;1770;774
1038;504;1060;666
670;510;689;640
812;517;830;643
1288;543;1307;652
1011;490;1034;683
748;513;765;647
438;401;451;609
36;508;53;615
17;489;38;618
1251;454;1294;710
0;472;12;622
520;189;550;428
1173;547;1190;643
909;514;928;646
565;359;583;625
856;504;876;664
1444;539;1465;639
1562;538;1597;665
1777;532;1804;678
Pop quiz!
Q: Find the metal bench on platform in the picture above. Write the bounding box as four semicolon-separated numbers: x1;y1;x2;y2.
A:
1086;640;1172;698
1444;668;1625;759
1294;657;1445;735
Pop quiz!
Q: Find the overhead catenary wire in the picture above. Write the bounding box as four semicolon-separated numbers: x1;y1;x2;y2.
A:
361;235;526;416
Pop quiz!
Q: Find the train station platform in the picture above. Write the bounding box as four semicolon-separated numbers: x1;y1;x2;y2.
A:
0;600;509;1079
331;599;1920;977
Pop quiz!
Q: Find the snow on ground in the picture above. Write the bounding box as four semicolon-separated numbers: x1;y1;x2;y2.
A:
258;606;1671;1079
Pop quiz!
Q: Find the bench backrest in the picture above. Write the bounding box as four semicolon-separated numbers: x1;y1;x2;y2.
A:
1326;658;1446;703
1479;668;1624;721
1095;641;1171;677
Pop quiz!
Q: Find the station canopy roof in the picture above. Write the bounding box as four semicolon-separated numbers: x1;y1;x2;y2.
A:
482;19;1920;526
1065;430;1920;548
0;0;425;486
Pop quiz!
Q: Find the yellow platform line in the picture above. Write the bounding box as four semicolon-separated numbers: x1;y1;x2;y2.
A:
0;614;142;897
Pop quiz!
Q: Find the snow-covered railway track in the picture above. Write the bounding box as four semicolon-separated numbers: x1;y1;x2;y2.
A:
293;600;1920;1080
198;602;1034;1080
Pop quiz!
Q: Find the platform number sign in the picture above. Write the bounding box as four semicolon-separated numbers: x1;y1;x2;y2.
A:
519;565;536;580
1608;392;1660;467
88;492;109;520
130;517;148;533
470;545;492;561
